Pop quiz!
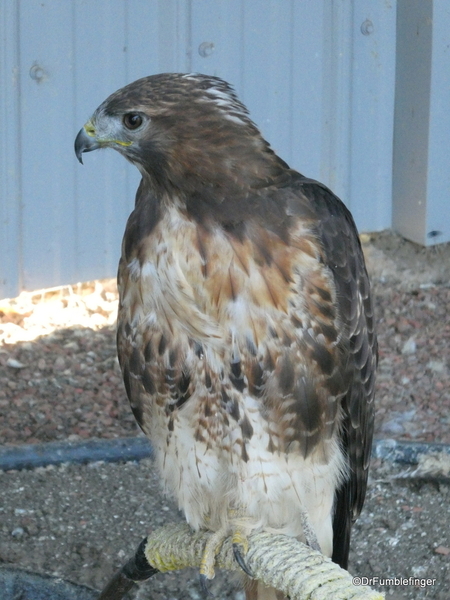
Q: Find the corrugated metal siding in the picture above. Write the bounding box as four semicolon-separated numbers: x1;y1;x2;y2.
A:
393;0;450;247
0;3;22;297
0;0;398;298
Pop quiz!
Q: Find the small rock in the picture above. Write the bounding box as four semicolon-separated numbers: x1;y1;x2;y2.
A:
0;542;22;562
427;360;445;373
396;317;411;334
380;419;405;436
63;340;80;351
11;527;25;538
20;342;35;351
411;565;427;577
381;516;398;531
6;357;26;369
401;336;416;355
53;356;66;371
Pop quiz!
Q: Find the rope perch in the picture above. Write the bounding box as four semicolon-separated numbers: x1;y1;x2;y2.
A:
98;522;384;600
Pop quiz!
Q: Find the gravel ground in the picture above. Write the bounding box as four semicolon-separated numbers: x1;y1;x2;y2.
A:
0;458;448;599
0;230;449;599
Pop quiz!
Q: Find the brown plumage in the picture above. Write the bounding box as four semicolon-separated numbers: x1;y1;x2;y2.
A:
75;73;377;597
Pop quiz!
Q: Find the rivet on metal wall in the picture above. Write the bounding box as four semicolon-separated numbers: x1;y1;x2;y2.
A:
360;19;374;36
198;42;215;58
29;63;47;82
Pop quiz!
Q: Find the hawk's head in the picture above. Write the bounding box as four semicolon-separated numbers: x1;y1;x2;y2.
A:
75;73;286;193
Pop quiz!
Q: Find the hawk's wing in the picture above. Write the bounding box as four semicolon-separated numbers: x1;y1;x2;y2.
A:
295;176;377;568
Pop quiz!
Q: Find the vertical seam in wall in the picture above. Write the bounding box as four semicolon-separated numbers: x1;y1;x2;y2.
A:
347;0;355;213
185;0;193;72
239;0;245;97
288;0;294;163
71;0;79;275
124;0;130;240
16;1;24;292
392;0;433;242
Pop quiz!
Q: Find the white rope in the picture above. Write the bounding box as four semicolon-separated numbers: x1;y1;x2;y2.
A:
143;523;384;599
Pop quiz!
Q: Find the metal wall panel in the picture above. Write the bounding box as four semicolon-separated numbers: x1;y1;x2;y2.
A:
426;1;450;246
0;3;22;295
1;0;397;298
347;1;397;231
19;2;78;289
393;0;450;246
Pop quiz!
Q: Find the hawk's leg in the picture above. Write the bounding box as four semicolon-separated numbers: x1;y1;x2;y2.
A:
199;526;229;580
199;513;254;593
299;506;322;553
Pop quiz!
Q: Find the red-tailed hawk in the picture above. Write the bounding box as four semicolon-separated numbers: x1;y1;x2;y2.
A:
75;73;376;599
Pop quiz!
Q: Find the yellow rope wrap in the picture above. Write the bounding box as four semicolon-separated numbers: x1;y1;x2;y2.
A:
144;523;384;600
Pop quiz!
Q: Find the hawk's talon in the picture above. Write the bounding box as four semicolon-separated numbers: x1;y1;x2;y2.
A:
232;542;254;577
199;573;214;597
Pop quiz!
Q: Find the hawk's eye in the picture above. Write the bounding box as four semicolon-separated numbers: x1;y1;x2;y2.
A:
123;113;143;130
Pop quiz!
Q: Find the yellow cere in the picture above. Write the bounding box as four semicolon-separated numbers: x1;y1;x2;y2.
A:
83;121;96;137
83;121;133;147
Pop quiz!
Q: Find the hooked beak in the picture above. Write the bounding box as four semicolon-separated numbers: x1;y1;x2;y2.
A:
74;124;100;164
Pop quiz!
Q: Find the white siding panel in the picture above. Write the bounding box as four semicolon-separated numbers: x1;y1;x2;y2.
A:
320;1;353;200
349;1;396;231
0;2;22;297
393;0;450;246
291;2;326;178
426;1;450;245
190;0;245;83
239;0;296;160
19;1;77;290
